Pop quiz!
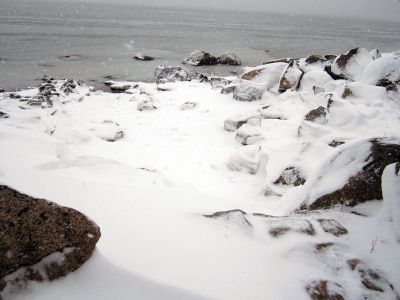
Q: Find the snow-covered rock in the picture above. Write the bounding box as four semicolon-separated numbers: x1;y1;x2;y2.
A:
227;145;263;174
235;124;264;145
154;65;206;84
381;163;400;240
360;55;400;86
330;47;374;81
133;52;155;61
224;111;261;132
299;70;333;93
278;60;303;92
233;80;266;101
182;50;218;66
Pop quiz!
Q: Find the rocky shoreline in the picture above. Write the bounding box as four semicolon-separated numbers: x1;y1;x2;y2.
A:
0;47;399;300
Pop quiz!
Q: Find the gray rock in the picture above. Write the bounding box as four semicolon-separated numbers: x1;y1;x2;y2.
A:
154;66;207;84
182;50;218;66
217;53;241;66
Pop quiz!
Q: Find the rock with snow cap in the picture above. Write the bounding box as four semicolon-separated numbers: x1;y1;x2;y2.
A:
224;111;261;132
182;50;218;66
0;186;101;295
133;52;155;61
278;60;303;92
235;124;264;145
233;81;266;101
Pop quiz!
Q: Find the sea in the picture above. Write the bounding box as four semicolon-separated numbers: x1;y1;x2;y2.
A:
1;0;400;91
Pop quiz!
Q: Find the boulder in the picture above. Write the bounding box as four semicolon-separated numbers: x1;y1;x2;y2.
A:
90;120;124;142
224;111;261;132
154;65;207;84
273;167;306;187
298;138;400;210
330;48;374;81
267;218;315;237
317;219;348;236
133;53;155;61
137;101;157;111
278;60;303;93
0;186;100;294
217;53;241;66
305;54;327;65
182;50;218;66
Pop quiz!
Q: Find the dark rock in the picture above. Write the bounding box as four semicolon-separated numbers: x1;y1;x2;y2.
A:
241;69;262;81
331;48;373;81
328;140;346;148
154;66;207;84
324;65;347;80
134;53;155;61
269;219;315;237
221;85;236;94
0;186;100;293
305;55;326;64
305;280;345;300
182;50;218;66
305;106;327;123
335;48;359;70
0;111;9;119
217;53;241;66
274;167;306;186
0;88;4;93
317;219;348;236
325;55;337;61
204;209;253;228
342;87;353;98
304;138;400;210
58;55;85;62
314;242;335;252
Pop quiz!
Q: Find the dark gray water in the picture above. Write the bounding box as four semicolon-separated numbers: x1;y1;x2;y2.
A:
1;0;400;90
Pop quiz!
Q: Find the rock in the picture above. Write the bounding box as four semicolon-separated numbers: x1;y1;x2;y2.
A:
233;81;266;101
137;101;157;111
268;218;315;237
305;106;327;124
0;88;5;93
305;54;326;64
221;85;236;94
299;70;333;93
0;186;100;294
224;112;261;132
330;48;374;81
360;56;400;86
180;101;197;110
342;87;353;98
154;65;207;84
217;53;241;66
182;50;218;66
227;145;262;174
325;55;337;61
262;58;293;65
133;53;155;61
300;138;400;210
204;209;253;229
317;219;348;236
328;140;346;148
278;60;303;93
305;280;345;300
347;259;400;297
273;167;306;186
235;124;264;145
381;163;400;239
241;69;263;81
314;242;335;252
58;55;85;61
104;81;138;93
0;111;9;119
90;120;124;142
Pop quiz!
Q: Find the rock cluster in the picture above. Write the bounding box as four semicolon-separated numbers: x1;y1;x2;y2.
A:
182;50;241;66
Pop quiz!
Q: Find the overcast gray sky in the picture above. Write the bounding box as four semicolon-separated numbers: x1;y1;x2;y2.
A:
78;0;400;21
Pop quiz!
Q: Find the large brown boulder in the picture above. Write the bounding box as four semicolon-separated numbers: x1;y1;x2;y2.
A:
300;138;400;210
0;186;100;294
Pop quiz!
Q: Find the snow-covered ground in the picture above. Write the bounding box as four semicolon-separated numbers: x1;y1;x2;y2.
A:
1;49;400;300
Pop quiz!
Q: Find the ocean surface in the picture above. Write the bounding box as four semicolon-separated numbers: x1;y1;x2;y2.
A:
1;0;400;90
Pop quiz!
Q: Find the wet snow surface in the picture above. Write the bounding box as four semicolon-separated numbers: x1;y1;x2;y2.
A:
1;50;400;300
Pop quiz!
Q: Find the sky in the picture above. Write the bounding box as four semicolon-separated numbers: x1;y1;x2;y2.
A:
75;0;400;22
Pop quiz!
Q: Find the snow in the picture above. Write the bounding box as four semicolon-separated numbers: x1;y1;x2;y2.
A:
1;50;400;300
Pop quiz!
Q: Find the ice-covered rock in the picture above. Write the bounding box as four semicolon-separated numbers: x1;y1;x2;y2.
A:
104;81;138;93
278;60;303;92
381;163;400;240
154;65;206;84
330;47;374;81
224;111;261;132
227;145;263;174
241;62;288;92
0;186;100;294
182;50;218;66
235;124;264;145
217;52;241;66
